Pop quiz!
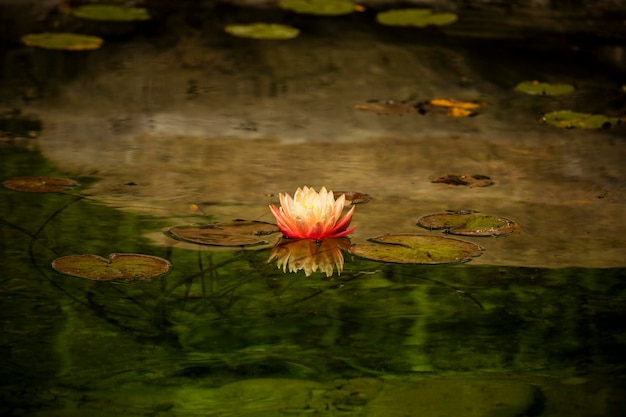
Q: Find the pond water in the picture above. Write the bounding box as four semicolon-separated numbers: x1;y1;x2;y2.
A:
1;1;626;416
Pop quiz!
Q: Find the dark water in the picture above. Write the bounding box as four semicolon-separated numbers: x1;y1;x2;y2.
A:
2;1;626;416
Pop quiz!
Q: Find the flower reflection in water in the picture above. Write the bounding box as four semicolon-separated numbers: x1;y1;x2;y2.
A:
268;238;352;277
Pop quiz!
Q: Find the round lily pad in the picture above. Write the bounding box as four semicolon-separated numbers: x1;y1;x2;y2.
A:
224;23;300;40
542;110;621;129
2;176;78;192
376;9;458;27
279;0;355;16
72;5;150;21
515;81;574;96
349;234;482;264
168;220;279;247
417;212;519;236
21;33;103;51
52;253;171;281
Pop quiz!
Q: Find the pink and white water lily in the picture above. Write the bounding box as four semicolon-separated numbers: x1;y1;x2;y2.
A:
269;186;356;240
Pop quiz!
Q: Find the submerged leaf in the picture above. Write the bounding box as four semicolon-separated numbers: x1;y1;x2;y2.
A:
21;33;103;51
52;253;171;281
168;220;279;247
333;190;371;205
2;176;78;193
430;174;494;188
349;234;482;264
225;23;300;40
417;212;519;236
279;0;355;15
542;110;621;129
515;81;574;96
376;9;457;27
72;5;150;21
354;100;419;115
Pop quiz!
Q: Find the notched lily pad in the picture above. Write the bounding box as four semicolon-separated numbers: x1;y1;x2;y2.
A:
72;5;150;21
431;174;494;187
224;23;300;40
279;0;355;15
349;233;482;264
542;110;621;129
376;8;458;27
417;212;519;236
2;176;78;192
52;253;171;281
168;220;279;247
333;190;371;205
515;81;575;96
21;33;103;51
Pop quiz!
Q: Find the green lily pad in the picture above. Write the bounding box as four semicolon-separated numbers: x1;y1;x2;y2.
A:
279;0;355;16
2;176;78;193
349;234;482;264
72;5;150;21
224;23;300;40
52;253;171;281
515;81;575;96
417;212;520;236
376;9;458;27
21;33;104;51
168;220;279;247
542;110;621;129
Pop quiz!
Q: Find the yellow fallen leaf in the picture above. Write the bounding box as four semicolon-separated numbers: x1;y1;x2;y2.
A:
430;98;481;109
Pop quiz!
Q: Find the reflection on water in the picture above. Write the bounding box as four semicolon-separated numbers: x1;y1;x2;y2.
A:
1;1;626;416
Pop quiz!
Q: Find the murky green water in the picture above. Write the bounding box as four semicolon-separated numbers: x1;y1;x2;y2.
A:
2;1;626;416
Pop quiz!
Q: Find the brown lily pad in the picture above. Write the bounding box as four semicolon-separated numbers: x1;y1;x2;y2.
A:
168;220;279;247
430;174;494;187
333;190;371;205
349;233;483;264
52;253;171;281
2;176;78;192
417;212;519;236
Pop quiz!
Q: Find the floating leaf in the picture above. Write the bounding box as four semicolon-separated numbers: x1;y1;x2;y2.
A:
542;110;621;129
515;81;574;96
224;23;300;40
2;176;78;193
168;220;279;247
429;98;483;117
72;5;150;21
279;0;355;15
333;190;371;205
0;111;42;139
349;234;482;264
417;212;519;236
430;174;494;188
376;9;458;27
52;253;171;281
21;33;103;51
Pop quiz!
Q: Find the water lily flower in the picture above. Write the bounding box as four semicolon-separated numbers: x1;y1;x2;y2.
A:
269;186;356;240
269;238;351;277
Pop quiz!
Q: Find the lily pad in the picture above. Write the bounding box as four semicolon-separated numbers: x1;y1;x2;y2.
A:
168;220;279;247
515;81;575;96
279;0;355;15
417;212;519;236
72;5;150;21
349;234;482;264
21;33;103;51
224;23;300;40
542;110;621;129
376;9;458;27
52;253;171;281
430;174;494;188
2;176;78;193
333;190;371;205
